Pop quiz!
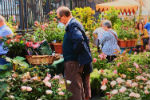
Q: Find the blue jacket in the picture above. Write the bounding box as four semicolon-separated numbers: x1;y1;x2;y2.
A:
63;18;92;65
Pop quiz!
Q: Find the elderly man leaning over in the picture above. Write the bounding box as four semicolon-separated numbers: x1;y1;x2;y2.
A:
56;6;93;100
0;15;13;65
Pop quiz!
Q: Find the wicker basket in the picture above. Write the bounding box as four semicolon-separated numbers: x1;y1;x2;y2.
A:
26;55;54;65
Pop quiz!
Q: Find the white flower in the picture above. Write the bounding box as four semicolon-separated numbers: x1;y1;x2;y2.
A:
45;82;51;88
46;90;53;94
135;93;140;98
110;81;117;87
37;99;42;100
58;91;64;96
129;92;135;97
111;90;118;95
66;80;71;85
21;86;27;91
119;87;127;93
101;85;107;90
9;95;14;99
26;86;32;92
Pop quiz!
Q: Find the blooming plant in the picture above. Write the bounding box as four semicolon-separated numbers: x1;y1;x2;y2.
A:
1;66;72;100
2;35;27;58
33;11;65;43
92;52;108;70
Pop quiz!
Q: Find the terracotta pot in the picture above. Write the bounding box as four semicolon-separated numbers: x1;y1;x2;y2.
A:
126;40;132;47
131;39;136;47
118;40;127;48
53;43;63;54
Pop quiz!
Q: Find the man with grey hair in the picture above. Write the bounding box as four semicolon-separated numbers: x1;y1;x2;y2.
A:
56;6;92;100
99;20;120;62
0;15;13;65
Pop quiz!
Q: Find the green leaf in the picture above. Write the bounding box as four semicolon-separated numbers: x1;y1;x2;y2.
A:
0;65;8;70
14;56;25;61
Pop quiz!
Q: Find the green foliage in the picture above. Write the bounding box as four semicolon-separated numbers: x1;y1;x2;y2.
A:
72;7;97;32
103;7;120;26
5;56;29;72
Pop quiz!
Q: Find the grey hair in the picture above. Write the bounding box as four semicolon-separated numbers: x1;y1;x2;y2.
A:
0;15;5;22
102;20;112;28
56;6;71;17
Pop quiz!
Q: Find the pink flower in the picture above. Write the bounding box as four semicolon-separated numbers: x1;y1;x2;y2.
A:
53;18;57;21
113;70;117;74
122;74;126;78
58;88;62;91
102;78;108;85
60;80;64;84
53;75;60;80
46;90;53;94
144;90;149;94
49;11;53;15
129;92;135;97
45;82;51;88
58;91;64;96
26;86;32;92
110;81;117;87
117;62;122;67
41;24;45;30
134;52;137;55
116;78;124;84
32;43;40;49
98;53;107;60
12;15;16;22
99;69;104;74
101;85;107;90
135;93;140;98
21;86;27;91
119;87;126;93
131;82;138;87
12;73;18;78
111;89;118;95
93;58;97;63
126;80;132;87
133;62;139;69
34;21;39;26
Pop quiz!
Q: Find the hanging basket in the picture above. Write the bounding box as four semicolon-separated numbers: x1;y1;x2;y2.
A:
26;55;54;65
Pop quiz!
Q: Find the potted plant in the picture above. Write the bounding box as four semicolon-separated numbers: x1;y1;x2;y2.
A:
33;11;65;54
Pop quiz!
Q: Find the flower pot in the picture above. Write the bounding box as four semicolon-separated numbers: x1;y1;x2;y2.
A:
126;40;132;47
118;40;127;48
53;43;63;54
131;39;136;47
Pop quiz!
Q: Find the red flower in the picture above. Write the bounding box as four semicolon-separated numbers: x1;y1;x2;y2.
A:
26;42;33;47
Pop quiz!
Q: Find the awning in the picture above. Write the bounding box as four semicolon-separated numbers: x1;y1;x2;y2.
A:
96;0;139;15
